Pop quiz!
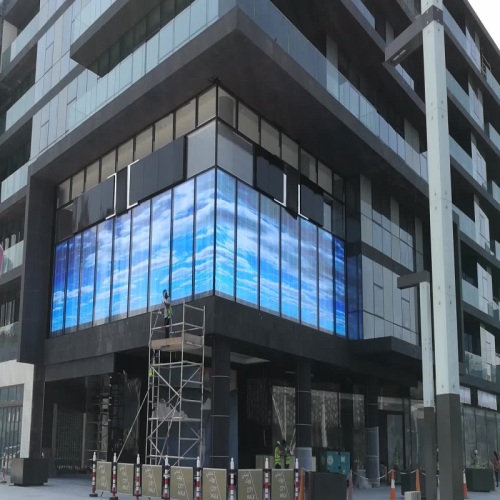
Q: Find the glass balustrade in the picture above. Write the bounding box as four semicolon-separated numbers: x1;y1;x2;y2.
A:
2;240;24;273
1;161;30;203
464;351;496;383
447;71;471;112
350;0;375;28
461;280;480;309
1;86;35;134
449;137;473;177
488;181;500;205
485;68;500;102
487;123;500;151
453;206;476;242
71;0;117;42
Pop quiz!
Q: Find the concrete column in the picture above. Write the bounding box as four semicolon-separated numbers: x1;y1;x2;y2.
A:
210;336;231;468
421;0;463;496
365;380;379;487
295;359;312;470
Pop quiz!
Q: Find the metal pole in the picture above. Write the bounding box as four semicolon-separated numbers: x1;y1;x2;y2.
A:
421;0;463;496
419;281;437;500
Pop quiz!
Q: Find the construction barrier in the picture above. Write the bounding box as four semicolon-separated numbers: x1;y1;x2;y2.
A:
238;469;263;500
141;464;163;498
89;452;97;497
134;454;141;499
202;467;227;499
95;461;112;494
271;469;294;500
171;466;194;499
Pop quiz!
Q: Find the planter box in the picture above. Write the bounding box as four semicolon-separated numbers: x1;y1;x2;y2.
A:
465;468;494;492
11;458;48;486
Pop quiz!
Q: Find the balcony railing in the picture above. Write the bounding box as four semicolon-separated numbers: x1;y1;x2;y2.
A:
0;85;35;135
449;137;473;177
2;240;24;273
487;123;500;151
443;8;480;70
484;67;500;102
1;161;30;203
453;206;476;242
71;0;117;43
464;351;496;383
462;279;480;309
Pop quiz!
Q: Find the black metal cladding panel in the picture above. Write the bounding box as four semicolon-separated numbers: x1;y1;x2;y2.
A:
115;168;128;215
212;377;230;416
300;183;324;226
157;137;185;190
57;207;73;241
101;176;115;218
286;167;299;215
256;151;284;202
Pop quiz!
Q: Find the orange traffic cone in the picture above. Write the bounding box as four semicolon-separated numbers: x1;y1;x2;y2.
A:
463;469;469;499
415;467;421;492
348;470;353;500
389;469;396;500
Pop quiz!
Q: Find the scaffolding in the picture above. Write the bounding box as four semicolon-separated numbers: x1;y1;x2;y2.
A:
146;303;206;466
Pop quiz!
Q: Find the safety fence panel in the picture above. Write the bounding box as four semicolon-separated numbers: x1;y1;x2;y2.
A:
171;465;194;500
96;461;111;492
202;467;227;499
271;469;294;500
141;464;164;497
238;469;263;500
116;462;134;495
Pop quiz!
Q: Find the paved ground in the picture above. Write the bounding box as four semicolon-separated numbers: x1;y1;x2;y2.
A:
1;475;500;499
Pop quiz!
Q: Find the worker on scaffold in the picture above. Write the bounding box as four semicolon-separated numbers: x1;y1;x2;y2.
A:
162;289;173;339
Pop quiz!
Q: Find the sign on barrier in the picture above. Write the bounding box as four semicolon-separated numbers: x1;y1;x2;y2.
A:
142;464;164;498
271;470;294;500
116;462;134;495
96;461;111;492
171;466;194;500
202;468;227;500
238;469;263;500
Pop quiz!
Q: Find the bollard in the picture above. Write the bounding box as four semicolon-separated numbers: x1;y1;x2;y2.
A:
228;458;236;500
135;454;141;499
89;451;97;497
195;457;202;500
264;457;270;500
163;457;170;500
110;452;118;500
294;459;299;500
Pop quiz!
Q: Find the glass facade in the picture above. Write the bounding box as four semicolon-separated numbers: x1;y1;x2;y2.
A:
51;168;346;336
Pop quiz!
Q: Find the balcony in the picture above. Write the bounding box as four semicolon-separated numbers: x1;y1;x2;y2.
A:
487;123;500;151
464;351;496;383
0;321;20;359
0;85;35;135
447;72;483;128
449;137;473;177
2;240;24;274
462;279;480;309
1;160;30;203
71;0;117;43
488;180;500;205
453;206;476;242
484;67;500;102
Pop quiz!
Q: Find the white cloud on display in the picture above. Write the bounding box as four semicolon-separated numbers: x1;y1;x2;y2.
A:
468;0;500;50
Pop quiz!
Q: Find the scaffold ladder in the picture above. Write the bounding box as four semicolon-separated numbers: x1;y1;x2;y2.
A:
146;303;206;466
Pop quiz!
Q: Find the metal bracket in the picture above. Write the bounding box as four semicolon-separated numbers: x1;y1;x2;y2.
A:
385;5;443;66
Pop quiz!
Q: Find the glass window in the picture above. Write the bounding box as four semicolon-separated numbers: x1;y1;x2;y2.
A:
260;195;280;314
154;114;173;150
238;103;259;143
85;161;100;191
261;120;280;157
111;213;131;320
300;219;318;328
281;209;299;320
64;234;81;331
79;227;97;329
301;150;317;183
217;122;253;185
187;121;216;178
51;242;67;333
134;127;153;161
236;182;258;306
129;202;150;315
71;171;84;200
198;87;216;126
318;161;332;194
175;99;196;138
117;139;133;171
215;170;235;298
281;134;298;169
149;191;171;309
57;179;70;207
101;150;116;179
171;179;195;301
194;170;215;296
218;88;236;127
335;238;346;335
93;219;113;325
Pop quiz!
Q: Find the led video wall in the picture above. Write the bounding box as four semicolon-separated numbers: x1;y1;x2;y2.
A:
51;168;345;336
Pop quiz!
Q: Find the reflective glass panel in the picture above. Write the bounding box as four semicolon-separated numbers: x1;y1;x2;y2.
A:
261;120;280;157
218;88;236;127
111;212;131;320
154;114;173;150
194;170;215;296
79;227;97;328
217;122;253;185
129;202;150;314
187;121;216;178
238;103;259;143
93;219;113;325
198;87;216;126
335;238;346;335
86;161;100;190
260;195;280;314
281;134;298;169
134;126;153;161
236;182;258;306
175;99;196;137
215;170;235;298
318;230;334;333
281;209;299;320
64;234;81;331
172;179;194;300
101;150;116;179
117;139;133;171
300;219;318;328
149;190;171;309
51;242;67;333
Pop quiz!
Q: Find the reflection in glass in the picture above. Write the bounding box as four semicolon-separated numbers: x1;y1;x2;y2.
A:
149;191;171;309
335;239;346;335
94;219;113;325
260;195;280;314
281;209;299;320
172;180;194;300
215;170;235;298
217;122;253;185
51;242;67;333
129;202;150;314
187;121;216;178
318;230;334;333
79;227;97;328
111;213;131;319
195;170;215;296
236;182;258;306
65;234;82;330
301;219;318;327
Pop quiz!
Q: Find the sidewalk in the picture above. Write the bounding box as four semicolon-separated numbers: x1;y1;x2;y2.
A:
1;475;500;499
